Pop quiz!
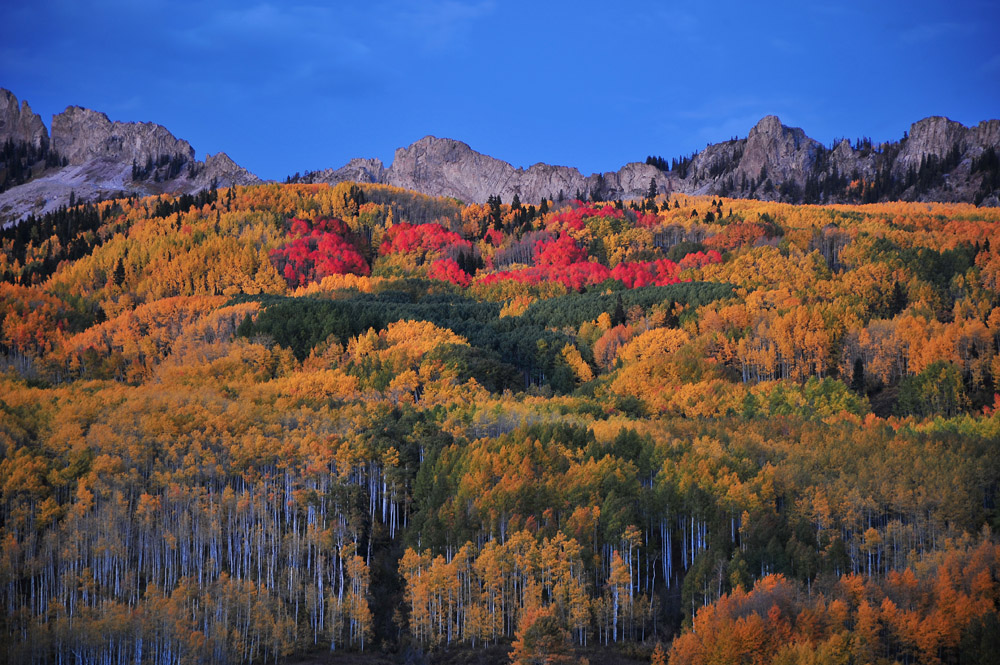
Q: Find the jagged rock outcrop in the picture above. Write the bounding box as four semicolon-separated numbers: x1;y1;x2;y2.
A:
0;89;262;223
829;139;862;175
294;158;385;186
305;136;672;204
971;120;1000;151
0;90;47;148
736;115;823;184
610;162;673;199
384;136;515;201
196;152;263;188
51;106;194;166
337;158;387;184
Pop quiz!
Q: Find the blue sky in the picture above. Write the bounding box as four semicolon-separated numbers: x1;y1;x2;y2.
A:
2;0;998;181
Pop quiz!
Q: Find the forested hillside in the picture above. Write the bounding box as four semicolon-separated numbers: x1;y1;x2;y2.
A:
2;182;999;664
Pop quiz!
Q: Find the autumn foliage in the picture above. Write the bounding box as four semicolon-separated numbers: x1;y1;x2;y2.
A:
428;257;472;287
2;182;1000;664
669;539;1000;665
269;216;369;287
378;221;471;259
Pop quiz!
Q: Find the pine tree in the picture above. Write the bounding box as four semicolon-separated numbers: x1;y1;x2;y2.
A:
113;256;126;287
890;280;907;315
851;358;865;393
612;295;626;327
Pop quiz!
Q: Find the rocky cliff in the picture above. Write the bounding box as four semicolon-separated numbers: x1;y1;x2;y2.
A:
0;89;262;224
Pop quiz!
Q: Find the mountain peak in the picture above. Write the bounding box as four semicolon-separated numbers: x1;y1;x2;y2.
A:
750;115;784;135
0;88;48;148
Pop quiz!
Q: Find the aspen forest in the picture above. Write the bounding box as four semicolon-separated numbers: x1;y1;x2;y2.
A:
2;181;1000;664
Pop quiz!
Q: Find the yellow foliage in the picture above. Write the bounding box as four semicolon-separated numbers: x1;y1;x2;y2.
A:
293;273;382;295
560;344;593;383
617;327;691;365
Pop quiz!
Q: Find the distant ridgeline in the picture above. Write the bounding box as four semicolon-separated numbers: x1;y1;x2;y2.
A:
2;181;1000;664
2;85;998;227
645;122;1000;206
295;116;1000;207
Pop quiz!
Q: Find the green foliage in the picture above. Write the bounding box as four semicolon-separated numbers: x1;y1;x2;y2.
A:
424;343;522;393
866;236;976;290
895;360;969;418
233;291;585;391
520;282;733;329
960;611;1000;665
752;377;870;420
664;241;707;262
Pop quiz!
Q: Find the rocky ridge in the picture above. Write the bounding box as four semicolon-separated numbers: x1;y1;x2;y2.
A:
299;135;672;204
51;106;195;166
0;89;261;223
680;115;1000;205
3;86;999;223
303;115;1000;206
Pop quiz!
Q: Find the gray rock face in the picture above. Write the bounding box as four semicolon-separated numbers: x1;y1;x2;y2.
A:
892;116;970;176
500;162;586;203
971;120;1000;151
307;114;997;206
336;158;386;184
51;106;195;166
384;136;519;202
736;115;822;184
0;89;48;148
829;139;861;175
609;162;673;199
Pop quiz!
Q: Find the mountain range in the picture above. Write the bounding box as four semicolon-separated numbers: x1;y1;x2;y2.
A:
2;87;998;224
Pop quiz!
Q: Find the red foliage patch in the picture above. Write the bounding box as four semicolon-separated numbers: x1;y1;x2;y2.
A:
534;235;588;266
607;251;720;288
636;212;660;228
427;258;472;287
269;217;369;287
483;228;504;247
678;249;723;269
478;261;612;291
545;202;625;232
379;222;471;259
610;259;682;288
